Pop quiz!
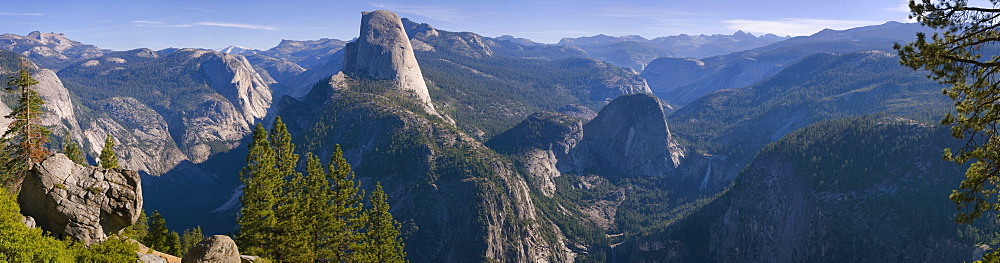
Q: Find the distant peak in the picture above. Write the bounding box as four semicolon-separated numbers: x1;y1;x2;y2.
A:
216;45;259;55
733;30;753;38
344;10;440;116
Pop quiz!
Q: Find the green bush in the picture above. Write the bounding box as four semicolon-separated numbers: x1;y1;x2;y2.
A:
0;189;138;262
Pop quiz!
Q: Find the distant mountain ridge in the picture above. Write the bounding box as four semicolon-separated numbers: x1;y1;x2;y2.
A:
644;21;929;105
0;31;110;70
555;31;788;70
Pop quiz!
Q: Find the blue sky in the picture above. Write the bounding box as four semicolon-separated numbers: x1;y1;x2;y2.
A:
0;0;922;51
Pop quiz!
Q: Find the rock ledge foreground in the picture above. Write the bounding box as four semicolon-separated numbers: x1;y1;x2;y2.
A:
17;153;143;244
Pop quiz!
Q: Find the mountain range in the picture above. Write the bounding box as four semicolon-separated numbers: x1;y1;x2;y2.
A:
0;11;984;262
558;31;788;70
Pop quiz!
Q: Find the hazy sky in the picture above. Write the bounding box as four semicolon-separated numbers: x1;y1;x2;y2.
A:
0;0;923;51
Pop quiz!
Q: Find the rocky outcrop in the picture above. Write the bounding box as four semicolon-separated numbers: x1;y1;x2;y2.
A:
182;235;241;263
489;112;585;196
570;93;683;178
17;153;143;244
343;10;439;116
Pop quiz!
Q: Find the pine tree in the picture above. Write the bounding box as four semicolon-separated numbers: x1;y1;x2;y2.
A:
896;1;1000;261
180;226;203;257
304;152;332;259
99;135;118;169
327;145;365;262
0;65;50;189
60;132;86;166
144;210;169;252
165;231;181;256
237;123;280;259
269;117;312;262
355;182;407;263
235;121;410;262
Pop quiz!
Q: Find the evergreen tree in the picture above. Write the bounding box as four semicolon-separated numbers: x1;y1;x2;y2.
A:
98;135;118;169
180;226;203;257
303;153;336;259
144;210;169;252
0;65;50;189
269;117;312;262
327;145;365;262
237;123;280;259
304;152;333;259
165;231;181;256
355;182;407;263
896;3;1000;262
60;132;86;166
235;120;409;262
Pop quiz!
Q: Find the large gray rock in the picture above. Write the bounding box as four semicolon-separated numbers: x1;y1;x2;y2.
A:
182;235;241;263
17;153;143;244
343;10;439;116
572;93;684;177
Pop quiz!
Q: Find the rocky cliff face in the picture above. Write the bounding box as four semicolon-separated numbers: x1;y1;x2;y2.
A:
488;111;585;197
571;93;683;178
57;48;274;171
343;10;439;116
18;153;143;244
83;97;188;175
200;52;273;125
